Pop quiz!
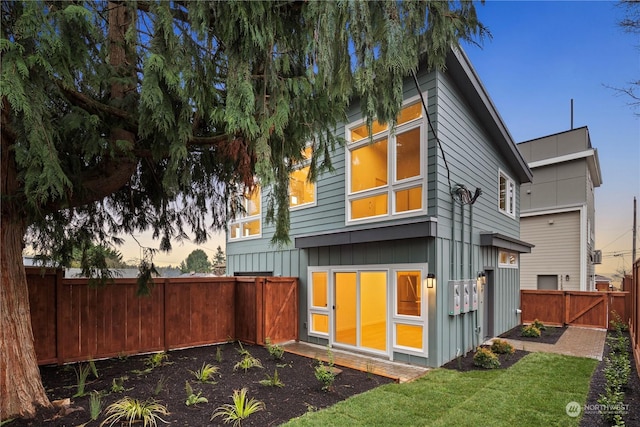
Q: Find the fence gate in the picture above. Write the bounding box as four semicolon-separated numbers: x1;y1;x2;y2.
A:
565;292;607;328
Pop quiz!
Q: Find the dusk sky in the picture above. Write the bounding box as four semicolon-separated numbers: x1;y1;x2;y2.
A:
463;0;639;281
118;1;639;278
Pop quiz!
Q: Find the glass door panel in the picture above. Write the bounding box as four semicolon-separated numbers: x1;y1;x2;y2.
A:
334;272;357;346
360;272;387;351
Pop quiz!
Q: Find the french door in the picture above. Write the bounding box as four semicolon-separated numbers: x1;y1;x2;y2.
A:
334;271;387;353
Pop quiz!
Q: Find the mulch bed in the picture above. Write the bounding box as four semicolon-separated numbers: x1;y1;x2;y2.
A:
441;347;530;372
498;324;568;344
7;342;394;427
580;331;640;427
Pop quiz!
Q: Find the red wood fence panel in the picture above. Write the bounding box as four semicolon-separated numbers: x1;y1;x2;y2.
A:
630;260;640;382
26;268;60;364
520;290;564;326
26;271;298;365
521;290;630;329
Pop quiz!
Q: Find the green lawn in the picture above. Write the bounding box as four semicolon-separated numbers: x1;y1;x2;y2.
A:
284;352;598;427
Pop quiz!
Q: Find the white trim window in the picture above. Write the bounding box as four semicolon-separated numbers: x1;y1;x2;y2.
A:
289;146;316;209
346;97;426;224
499;250;519;268
229;185;261;240
307;263;429;359
498;170;516;218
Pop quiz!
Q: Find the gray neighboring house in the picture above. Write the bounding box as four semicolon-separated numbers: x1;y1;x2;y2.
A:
226;47;533;368
518;127;603;291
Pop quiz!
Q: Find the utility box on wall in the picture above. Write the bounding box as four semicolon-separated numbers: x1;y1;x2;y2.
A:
470;279;478;311
461;281;470;313
448;281;461;316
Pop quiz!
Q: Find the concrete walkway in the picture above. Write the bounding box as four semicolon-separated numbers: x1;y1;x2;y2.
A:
499;326;608;361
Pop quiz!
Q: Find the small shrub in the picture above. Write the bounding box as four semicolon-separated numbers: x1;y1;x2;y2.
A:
211;388;265;426
236;342;251;357
607;333;630;356
473;347;500;369
265;337;285;360
531;319;546;331
215;346;224;363
490;339;515;355
234;355;263;373
185;381;208;407
610;311;629;333
145;352;170;369
521;324;541;338
259;369;284;388
111;376;128;393
100;397;169;427
314;362;336;391
190;363;220;383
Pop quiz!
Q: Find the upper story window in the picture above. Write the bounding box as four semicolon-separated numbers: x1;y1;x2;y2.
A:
499;250;518;268
346;99;425;223
498;170;516;218
229;185;261;240
290;146;316;209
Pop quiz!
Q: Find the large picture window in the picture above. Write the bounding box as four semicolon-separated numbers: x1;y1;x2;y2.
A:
229;186;261;240
346;99;425;223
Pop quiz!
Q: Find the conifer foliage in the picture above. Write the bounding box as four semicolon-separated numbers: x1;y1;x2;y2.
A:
0;0;487;419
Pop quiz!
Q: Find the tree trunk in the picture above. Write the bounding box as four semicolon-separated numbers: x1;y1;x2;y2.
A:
0;216;51;419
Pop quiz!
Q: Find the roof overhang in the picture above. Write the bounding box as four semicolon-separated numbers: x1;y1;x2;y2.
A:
480;232;534;253
295;218;437;249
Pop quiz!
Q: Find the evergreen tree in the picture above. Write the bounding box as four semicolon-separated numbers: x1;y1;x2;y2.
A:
213;245;226;266
0;1;487;418
179;249;213;273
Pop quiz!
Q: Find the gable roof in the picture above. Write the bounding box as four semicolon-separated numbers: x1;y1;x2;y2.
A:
444;48;533;184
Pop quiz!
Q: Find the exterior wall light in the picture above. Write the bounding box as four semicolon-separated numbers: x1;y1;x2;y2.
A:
425;273;436;289
477;271;486;286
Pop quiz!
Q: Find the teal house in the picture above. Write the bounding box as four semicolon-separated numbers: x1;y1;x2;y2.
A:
226;48;533;367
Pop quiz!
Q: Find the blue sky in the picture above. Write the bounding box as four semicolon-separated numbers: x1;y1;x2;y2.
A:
120;1;639;275
462;0;639;279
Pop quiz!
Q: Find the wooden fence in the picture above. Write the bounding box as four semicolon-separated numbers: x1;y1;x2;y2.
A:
629;259;640;382
520;290;630;329
26;268;298;365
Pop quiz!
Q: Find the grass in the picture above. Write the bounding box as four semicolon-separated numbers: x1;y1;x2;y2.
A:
284;352;598;427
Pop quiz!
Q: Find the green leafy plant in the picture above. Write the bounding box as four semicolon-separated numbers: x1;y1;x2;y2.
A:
490;339;515;355
314;362;336;391
607;333;630;356
145;352;170;369
215;346;224;363
264;337;284;360
153;375;168;396
185;381;208;407
190;363;220;383
610;310;629;333
100;397;169;427
521;324;541;338
88;359;99;379
259;369;284;387
236;342;251;357
531;319;546;331
473;347;500;369
111;376;128;393
366;361;375;379
73;362;93;397
89;390;102;421
234;355;263;373
211;388;265;426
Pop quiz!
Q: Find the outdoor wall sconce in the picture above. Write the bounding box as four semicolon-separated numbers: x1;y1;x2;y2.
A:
425;273;436;289
565;275;570;282
477;271;486;286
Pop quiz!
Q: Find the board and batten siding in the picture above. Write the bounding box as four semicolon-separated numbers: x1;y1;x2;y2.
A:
423;70;524;366
520;211;581;291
